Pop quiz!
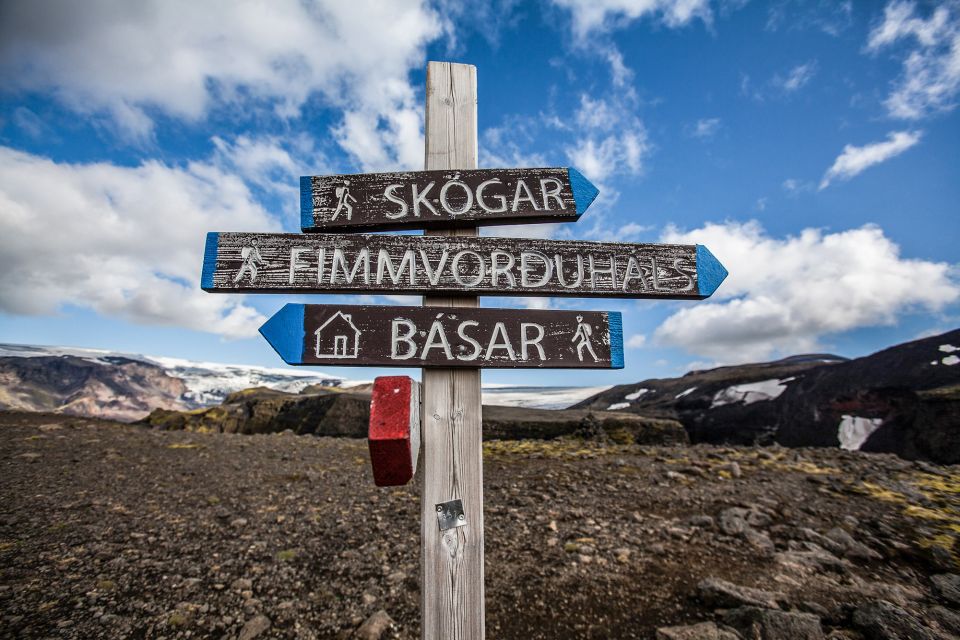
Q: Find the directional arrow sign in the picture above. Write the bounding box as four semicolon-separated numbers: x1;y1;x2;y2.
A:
201;233;727;299
300;167;598;232
259;304;623;369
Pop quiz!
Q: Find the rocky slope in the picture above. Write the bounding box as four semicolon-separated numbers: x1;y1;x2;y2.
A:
575;329;960;464
0;343;343;411
139;387;689;445
0;355;188;422
2;411;958;639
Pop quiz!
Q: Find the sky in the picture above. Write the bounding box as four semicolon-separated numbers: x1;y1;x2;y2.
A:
0;0;958;386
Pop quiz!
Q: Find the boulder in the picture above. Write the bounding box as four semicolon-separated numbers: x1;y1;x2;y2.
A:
656;621;740;640
353;610;393;640
852;601;939;640
931;573;960;606
697;578;784;610
237;615;271;640
723;607;824;640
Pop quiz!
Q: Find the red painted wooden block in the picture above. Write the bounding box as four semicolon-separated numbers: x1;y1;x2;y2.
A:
368;376;421;487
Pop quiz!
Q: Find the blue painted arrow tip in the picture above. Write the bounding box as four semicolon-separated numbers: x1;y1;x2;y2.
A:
607;312;624;369
259;304;306;365
300;176;312;232
567;167;599;214
201;232;219;290
696;245;728;298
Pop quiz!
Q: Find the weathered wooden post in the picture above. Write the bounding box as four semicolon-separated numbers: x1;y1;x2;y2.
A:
202;59;728;638
419;61;484;640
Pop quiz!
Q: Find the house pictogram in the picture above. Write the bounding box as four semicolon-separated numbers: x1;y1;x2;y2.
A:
314;310;361;359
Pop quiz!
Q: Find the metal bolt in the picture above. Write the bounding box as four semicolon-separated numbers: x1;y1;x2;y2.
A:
436;505;443;512
433;413;441;421
458;514;465;521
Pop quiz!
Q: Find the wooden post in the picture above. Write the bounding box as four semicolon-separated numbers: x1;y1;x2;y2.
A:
420;61;484;639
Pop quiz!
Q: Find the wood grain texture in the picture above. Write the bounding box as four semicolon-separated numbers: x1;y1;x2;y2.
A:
421;61;484;640
258;303;623;369
200;232;727;299
300;167;597;232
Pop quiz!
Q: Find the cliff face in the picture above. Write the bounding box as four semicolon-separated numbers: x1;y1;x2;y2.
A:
139;386;689;445
0;355;188;422
775;332;960;462
575;329;960;463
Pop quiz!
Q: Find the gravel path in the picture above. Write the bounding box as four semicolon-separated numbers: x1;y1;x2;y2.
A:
1;411;958;639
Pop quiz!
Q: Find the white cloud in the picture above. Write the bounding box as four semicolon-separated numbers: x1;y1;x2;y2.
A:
819;130;921;189
654;221;959;362
605;47;635;87
0;146;278;338
565;95;650;186
520;297;553;310
866;1;960;119
774;61;818;92
481;119;549;170
627;334;647;348
782;178;813;195
567;130;649;183
691;117;721;138
0;0;442;168
552;0;713;39
766;1;853;37
211;134;328;201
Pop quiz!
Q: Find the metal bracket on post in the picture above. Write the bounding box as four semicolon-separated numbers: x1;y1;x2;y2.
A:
435;499;467;531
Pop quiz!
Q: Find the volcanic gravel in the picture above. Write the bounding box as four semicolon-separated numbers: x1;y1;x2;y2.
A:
1;411;958;639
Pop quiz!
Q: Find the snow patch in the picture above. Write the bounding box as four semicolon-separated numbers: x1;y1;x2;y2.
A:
481;385;611;410
675;387;697;399
606;402;630;411
0;342;344;407
838;415;883;451
625;388;650;401
711;378;793;408
930;345;959;366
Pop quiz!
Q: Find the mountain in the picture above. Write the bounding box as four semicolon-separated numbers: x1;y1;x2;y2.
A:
0;354;188;422
0;343;344;421
0;344;604;420
574;329;960;463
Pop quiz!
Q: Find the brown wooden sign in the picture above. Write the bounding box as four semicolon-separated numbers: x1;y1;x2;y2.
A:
259;304;623;369
300;167;598;232
201;232;727;299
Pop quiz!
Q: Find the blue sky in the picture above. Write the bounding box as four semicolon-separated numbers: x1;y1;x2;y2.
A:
0;0;958;386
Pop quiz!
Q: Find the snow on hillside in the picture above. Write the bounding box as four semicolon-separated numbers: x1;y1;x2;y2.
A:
480;385;610;410
0;343;343;408
0;344;606;410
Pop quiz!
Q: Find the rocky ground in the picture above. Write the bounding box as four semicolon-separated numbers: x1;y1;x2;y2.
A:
2;410;959;639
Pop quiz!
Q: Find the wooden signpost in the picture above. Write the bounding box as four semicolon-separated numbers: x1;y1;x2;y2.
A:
300;167;599;232
259;303;623;369
199;61;728;640
201;232;727;299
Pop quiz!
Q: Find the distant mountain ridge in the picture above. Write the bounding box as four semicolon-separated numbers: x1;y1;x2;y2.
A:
575;329;960;463
0;344;605;421
0;343;343;421
0;355;188;422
